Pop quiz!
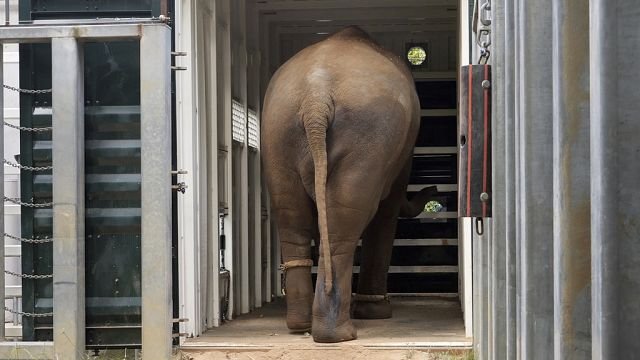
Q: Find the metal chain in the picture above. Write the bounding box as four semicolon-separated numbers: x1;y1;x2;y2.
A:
4;196;53;208
4;121;52;132
2;84;52;94
4;306;53;318
5;270;53;279
476;0;492;64
3;159;52;171
4;233;53;244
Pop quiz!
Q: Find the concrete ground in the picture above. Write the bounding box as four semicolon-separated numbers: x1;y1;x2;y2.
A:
180;296;472;360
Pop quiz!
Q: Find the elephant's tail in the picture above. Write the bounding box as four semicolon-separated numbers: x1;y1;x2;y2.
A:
301;92;334;295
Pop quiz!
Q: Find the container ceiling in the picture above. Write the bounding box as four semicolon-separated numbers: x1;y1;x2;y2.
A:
252;0;458;34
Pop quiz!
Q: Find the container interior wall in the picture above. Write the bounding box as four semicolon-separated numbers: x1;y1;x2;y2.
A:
181;0;465;340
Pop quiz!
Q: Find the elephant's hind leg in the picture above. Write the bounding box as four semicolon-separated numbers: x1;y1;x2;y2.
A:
352;199;400;319
353;164;410;319
311;178;380;342
270;183;317;332
311;206;364;343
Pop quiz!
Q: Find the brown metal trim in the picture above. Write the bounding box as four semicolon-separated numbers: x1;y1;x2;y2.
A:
482;65;489;218
466;66;473;217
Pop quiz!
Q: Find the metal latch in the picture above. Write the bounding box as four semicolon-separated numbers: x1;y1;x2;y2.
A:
172;170;188;193
172;182;187;194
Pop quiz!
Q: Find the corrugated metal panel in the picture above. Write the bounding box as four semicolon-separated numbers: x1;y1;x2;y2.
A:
589;0;640;357
480;0;640;358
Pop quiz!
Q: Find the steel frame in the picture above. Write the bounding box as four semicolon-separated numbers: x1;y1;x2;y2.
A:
0;22;173;360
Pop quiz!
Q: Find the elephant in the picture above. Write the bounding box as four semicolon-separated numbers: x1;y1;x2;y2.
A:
261;26;435;343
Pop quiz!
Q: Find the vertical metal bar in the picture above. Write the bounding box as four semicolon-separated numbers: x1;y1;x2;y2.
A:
246;1;263;309
488;220;494;358
490;1;507;357
459;1;474;338
236;0;251;314
240;134;249;312
209;15;222;331
222;0;234;321
503;0;517;357
460;218;473;337
205;0;221;329
472;218;489;360
589;1;616;358
51;37;85;359
253;155;262;307
517;0;554;358
0;44;5;342
552;0;591;358
264;194;272;302
176;0;202;337
472;219;481;357
4;0;9;25
590;0;640;357
140;24;173;359
513;0;523;357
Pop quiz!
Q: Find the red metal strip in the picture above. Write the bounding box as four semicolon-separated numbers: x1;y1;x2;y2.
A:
482;65;489;218
466;67;473;217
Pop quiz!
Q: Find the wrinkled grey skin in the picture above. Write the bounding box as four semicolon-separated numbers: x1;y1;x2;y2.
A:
261;26;434;343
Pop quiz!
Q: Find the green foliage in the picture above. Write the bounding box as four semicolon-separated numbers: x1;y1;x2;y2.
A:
424;200;443;213
407;46;427;65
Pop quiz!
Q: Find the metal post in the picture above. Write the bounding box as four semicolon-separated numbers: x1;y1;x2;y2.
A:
516;0;555;358
513;0;523;358
4;0;8;25
590;0;640;357
140;24;173;359
472;218;489;360
0;43;5;342
490;0;507;357
220;0;235;321
176;0;202;338
51;37;85;359
230;0;251;315
551;0;591;358
503;0;517;357
205;3;221;329
201;0;221;330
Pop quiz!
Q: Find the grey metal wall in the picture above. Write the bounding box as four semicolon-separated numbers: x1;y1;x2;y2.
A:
480;0;640;359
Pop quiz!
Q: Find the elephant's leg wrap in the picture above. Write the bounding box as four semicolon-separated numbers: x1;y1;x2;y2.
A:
279;259;314;295
280;259;314;332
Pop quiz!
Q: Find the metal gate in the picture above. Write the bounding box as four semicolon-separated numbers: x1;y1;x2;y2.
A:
13;0;177;349
1;21;173;359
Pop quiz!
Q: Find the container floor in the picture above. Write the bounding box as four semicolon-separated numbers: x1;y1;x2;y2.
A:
182;296;471;351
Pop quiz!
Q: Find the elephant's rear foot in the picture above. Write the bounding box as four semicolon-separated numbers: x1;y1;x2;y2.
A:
283;263;314;332
351;294;392;319
312;317;357;343
286;297;313;332
286;294;312;332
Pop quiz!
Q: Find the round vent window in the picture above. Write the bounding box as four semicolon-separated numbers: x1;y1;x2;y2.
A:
407;46;427;66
